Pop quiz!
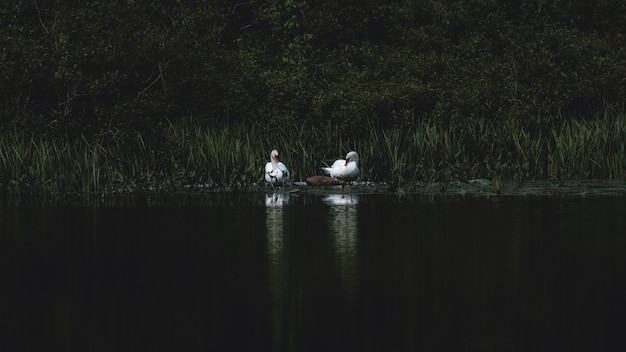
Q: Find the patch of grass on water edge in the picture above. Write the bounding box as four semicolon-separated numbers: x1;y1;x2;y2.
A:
2;108;626;195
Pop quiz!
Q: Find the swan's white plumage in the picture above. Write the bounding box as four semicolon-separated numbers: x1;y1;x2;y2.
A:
265;149;290;186
322;151;360;181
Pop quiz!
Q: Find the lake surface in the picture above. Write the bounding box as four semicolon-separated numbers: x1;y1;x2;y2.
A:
1;190;625;351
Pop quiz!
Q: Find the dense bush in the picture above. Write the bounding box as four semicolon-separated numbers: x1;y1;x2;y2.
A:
1;0;625;139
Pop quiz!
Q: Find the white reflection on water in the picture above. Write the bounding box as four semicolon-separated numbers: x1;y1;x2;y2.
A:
323;194;359;256
265;193;289;262
265;192;290;346
323;194;359;296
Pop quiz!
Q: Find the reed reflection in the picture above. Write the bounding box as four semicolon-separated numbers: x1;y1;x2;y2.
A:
323;194;359;297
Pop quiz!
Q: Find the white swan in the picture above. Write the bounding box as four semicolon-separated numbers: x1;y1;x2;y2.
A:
265;149;290;186
322;151;360;181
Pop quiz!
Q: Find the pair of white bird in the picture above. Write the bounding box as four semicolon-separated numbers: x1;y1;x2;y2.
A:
264;150;360;186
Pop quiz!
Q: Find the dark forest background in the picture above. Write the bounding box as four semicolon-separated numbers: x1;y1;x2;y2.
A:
2;0;625;140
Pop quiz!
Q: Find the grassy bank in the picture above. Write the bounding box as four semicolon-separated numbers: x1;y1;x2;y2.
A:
2;109;626;195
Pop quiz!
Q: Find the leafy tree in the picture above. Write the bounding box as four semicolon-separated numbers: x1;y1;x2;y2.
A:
1;0;625;139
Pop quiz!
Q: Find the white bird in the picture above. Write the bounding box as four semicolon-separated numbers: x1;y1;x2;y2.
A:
265;149;290;186
322;151;360;181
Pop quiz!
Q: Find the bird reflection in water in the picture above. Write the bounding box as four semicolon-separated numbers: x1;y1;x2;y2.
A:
265;192;291;347
323;194;359;296
265;193;289;262
323;194;359;255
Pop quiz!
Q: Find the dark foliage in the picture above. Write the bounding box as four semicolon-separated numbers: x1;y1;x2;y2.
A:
1;0;625;139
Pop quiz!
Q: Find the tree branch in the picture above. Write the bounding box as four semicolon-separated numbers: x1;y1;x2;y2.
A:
33;2;49;33
137;61;168;98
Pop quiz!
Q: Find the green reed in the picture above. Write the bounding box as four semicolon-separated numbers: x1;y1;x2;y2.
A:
549;110;626;179
2;107;626;195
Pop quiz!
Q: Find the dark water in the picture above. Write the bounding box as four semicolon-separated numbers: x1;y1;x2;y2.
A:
1;193;625;351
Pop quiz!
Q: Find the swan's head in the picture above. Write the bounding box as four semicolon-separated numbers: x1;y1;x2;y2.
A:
270;149;280;163
345;151;359;166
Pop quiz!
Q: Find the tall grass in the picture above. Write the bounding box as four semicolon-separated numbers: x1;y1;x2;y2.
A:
2;107;626;195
